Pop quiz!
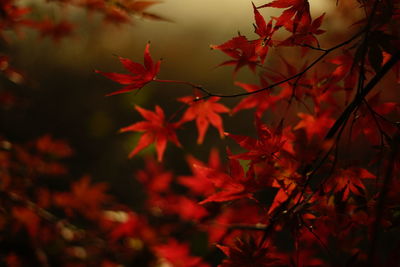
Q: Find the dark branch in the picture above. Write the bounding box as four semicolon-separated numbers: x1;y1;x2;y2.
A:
324;51;400;140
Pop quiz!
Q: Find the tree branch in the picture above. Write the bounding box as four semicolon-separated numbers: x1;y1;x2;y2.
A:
153;31;364;102
324;51;400;140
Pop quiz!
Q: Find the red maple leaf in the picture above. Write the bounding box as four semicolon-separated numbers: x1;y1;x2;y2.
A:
152;195;209;222
326;167;375;201
252;3;275;63
53;176;110;219
154;239;210;267
197;155;256;204
280;13;325;49
104;211;141;241
95;43;161;96
294;111;335;140
211;35;259;75
178;95;229;144
102;210;155;243
268;176;300;214
120;105;181;161
217;236;287;267
178;149;222;196
264;57;311;102
204;201;266;244
226;117;292;164
327;50;358;104
226;118;296;189
104;1;170;23
33;18;74;42
35;135;73;158
136;156;173;193
258;0;311;35
305;72;341;113
253;2;270;38
232;79;278;116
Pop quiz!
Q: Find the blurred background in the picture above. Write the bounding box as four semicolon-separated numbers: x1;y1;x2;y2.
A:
0;0;357;206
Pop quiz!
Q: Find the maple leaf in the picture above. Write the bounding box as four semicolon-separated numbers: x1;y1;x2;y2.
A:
217;236;287;267
305;72;341;113
154;195;209;221
204;201;266;244
53;176;110;219
252;2;270;38
154;239;210;267
133;159;206;220
14;138;71;176
226;117;292;164
132;157;208;221
252;3;275;63
103;210;139;240
226;118;297;189
136;156;173;193
36;135;73;158
33;18;74;42
124;1;161;12
327;50;358;104
264;57;311;102
294;111;335;140
232;79;278;116
103;211;150;242
267;176;302;215
258;0;311;34
326;167;376;201
280;13;325;50
178;95;229;144
211;35;259;75
197;155;256;204
95;43;161;96
178;149;221;196
174;196;209;221
103;6;132;24
120;105;181;161
108;0;171;22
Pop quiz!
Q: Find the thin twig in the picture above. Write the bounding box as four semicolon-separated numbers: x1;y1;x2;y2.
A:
197;31;361;100
154;31;364;101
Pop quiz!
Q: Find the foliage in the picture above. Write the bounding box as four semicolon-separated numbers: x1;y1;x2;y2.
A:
1;0;400;266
